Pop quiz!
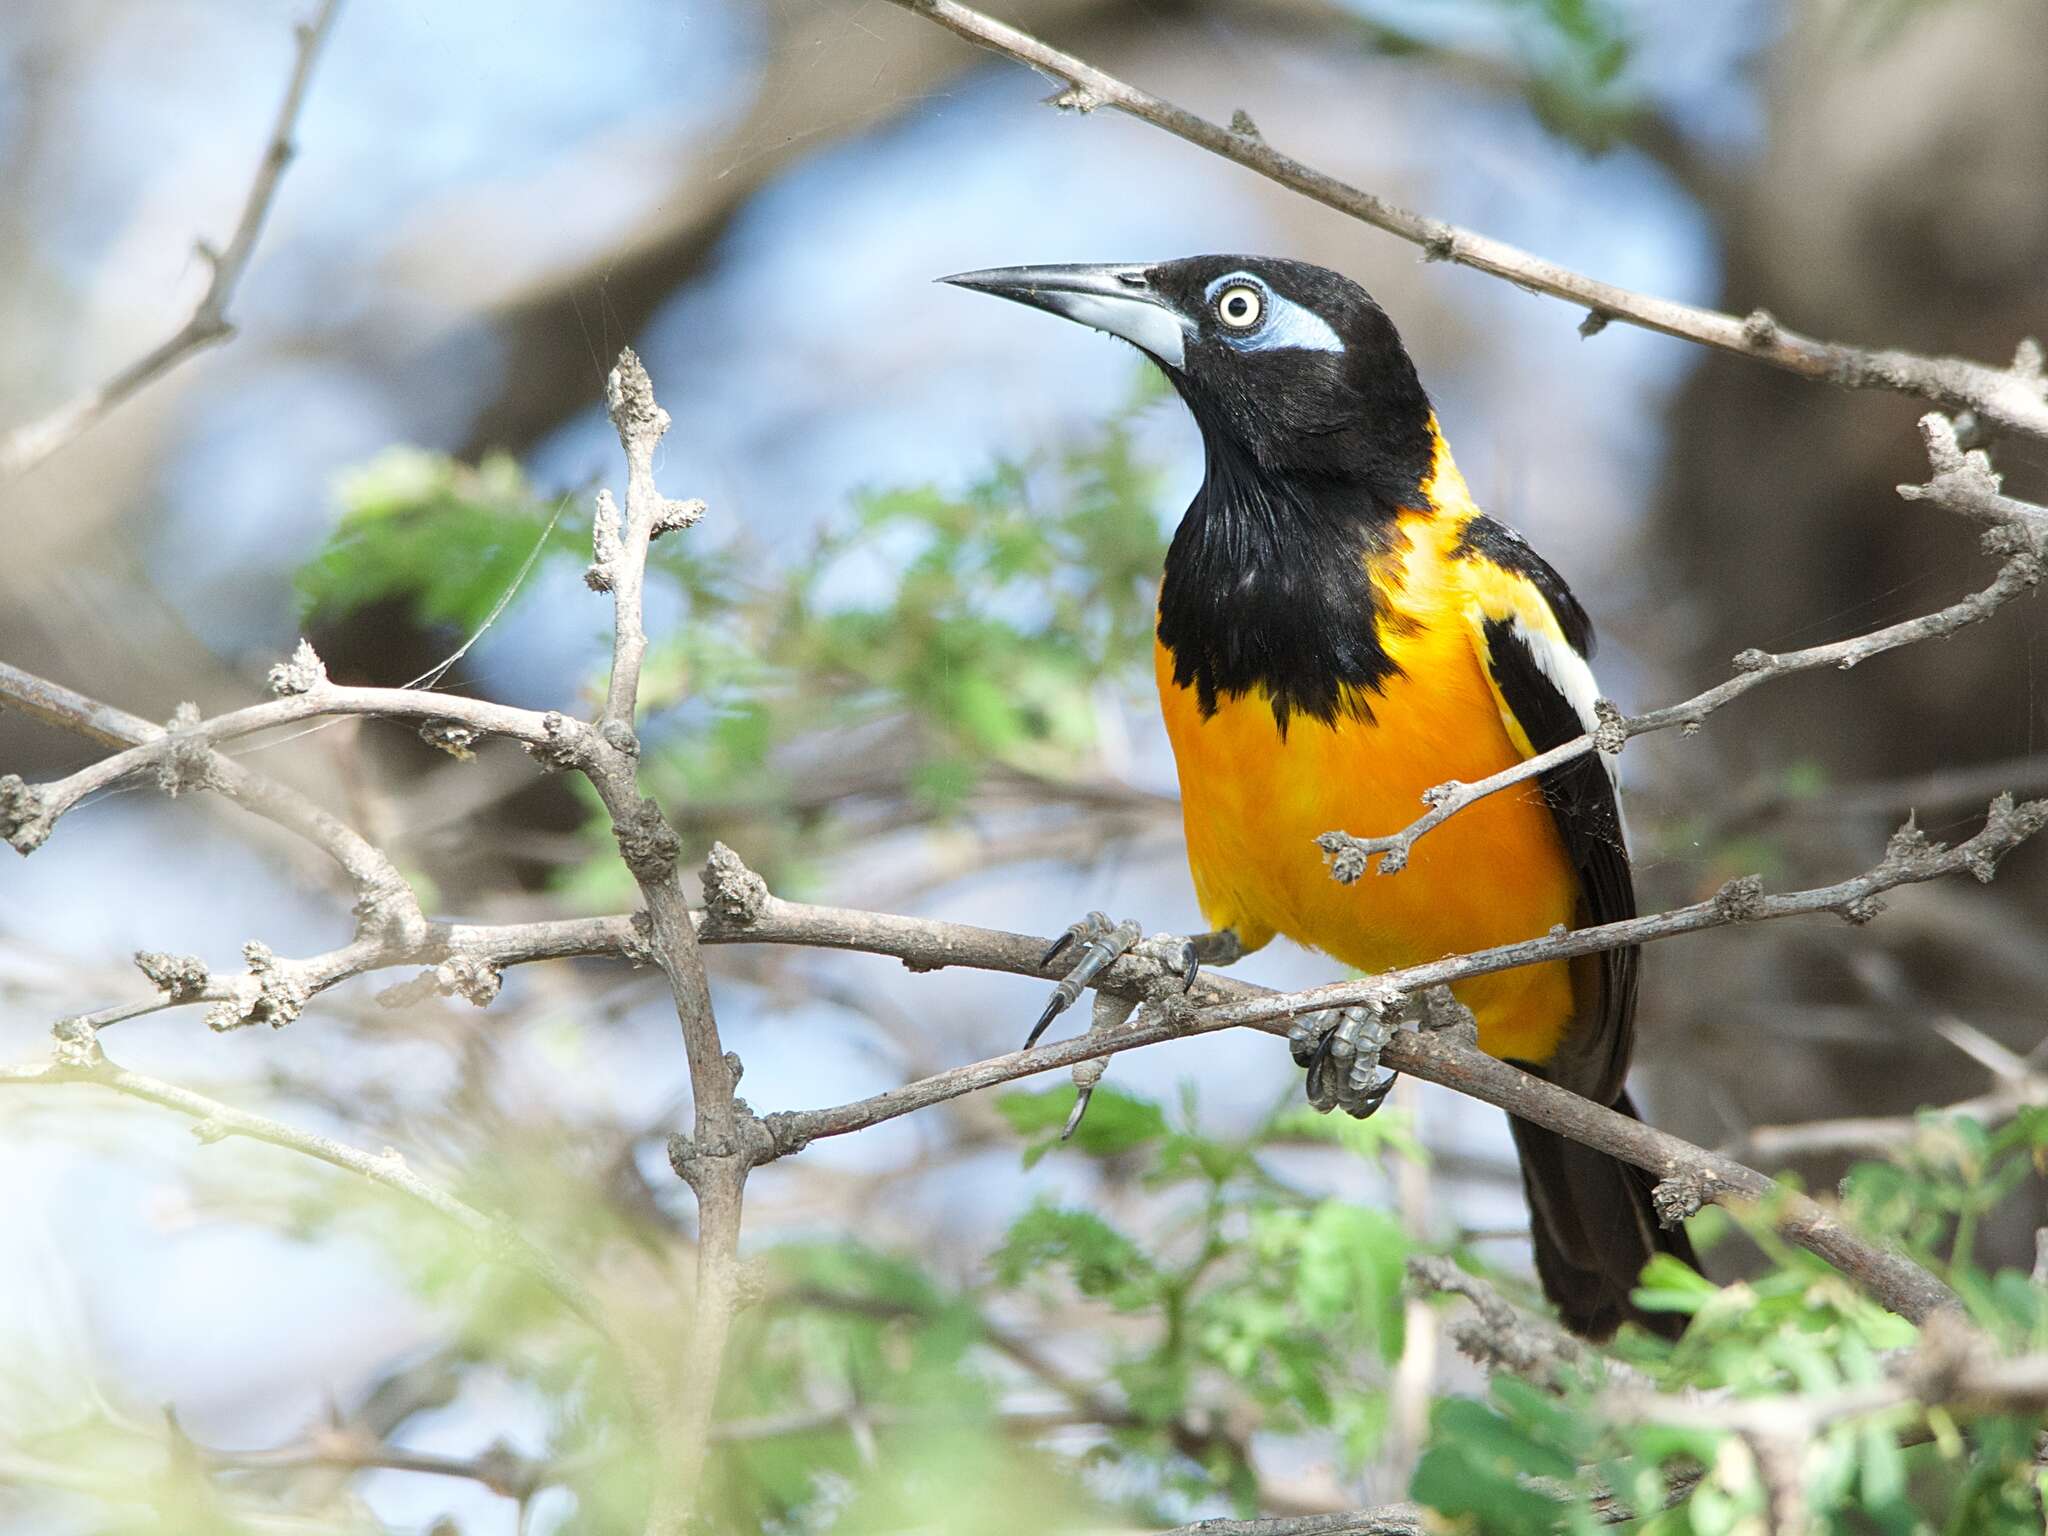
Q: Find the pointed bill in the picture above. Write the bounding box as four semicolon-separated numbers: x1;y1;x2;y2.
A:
941;262;1187;368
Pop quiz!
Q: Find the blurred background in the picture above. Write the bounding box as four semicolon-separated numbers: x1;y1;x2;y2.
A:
3;0;2046;1531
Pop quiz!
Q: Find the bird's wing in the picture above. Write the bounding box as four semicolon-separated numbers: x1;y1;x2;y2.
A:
1454;518;1636;1102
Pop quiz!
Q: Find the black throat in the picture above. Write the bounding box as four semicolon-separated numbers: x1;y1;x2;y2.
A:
1157;423;1417;735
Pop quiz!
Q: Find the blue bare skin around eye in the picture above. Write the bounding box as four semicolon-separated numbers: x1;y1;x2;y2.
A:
1203;273;1346;355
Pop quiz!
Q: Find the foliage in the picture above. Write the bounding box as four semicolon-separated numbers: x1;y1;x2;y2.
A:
240;376;2048;1536
1352;0;1641;153
1404;1107;2048;1536
297;447;586;633
86;1071;2032;1535
293;377;1171;895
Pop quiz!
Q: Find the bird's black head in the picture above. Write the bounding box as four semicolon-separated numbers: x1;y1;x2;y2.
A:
942;255;1436;508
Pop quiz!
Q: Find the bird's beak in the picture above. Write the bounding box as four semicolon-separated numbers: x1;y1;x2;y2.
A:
940;262;1187;369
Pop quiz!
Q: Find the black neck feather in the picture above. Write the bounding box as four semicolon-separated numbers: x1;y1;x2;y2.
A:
1157;426;1416;735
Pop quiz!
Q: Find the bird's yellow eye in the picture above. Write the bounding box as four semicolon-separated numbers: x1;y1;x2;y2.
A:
1215;283;1263;329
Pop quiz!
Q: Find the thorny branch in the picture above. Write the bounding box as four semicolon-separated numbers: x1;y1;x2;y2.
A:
1320;414;2046;878
0;0;345;480
884;0;2048;442
10;644;2033;1327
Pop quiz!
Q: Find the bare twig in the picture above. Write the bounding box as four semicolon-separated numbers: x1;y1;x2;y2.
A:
1725;1018;2048;1164
580;352;747;1536
1149;1511;1424;1536
2;622;2016;1324
0;658;420;931
1605;1315;2048;1441
0;0;345;478
885;0;2048;442
703;830;2025;1324
1320;417;2045;878
7;655;2013;1327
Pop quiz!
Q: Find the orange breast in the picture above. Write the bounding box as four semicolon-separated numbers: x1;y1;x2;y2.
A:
1155;515;1580;1064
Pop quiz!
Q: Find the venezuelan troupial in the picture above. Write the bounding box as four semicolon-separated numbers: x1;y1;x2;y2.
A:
946;256;1698;1340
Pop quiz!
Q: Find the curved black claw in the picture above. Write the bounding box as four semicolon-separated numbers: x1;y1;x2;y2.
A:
1027;917;1202;1049
1289;1004;1397;1118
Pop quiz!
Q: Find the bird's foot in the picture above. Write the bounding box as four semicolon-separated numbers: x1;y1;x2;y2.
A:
1026;913;1222;1048
1290;1001;1397;1118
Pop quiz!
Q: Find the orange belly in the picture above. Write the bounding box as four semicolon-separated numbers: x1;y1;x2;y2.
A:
1156;624;1580;1064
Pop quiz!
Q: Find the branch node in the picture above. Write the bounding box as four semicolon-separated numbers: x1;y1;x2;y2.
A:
204;941;309;1031
612;797;680;882
1316;829;1372;884
654;497;708;538
1043;80;1107;112
1884;813;1932;867
135;950;211;1002
605;347;671;458
1730;647;1772;673
190;1117;230;1146
1741;308;1779;347
418;719;481;760
1407;1254;1587;1384
2013;336;2045;388
266;638;328;696
628;909;657;960
1592;697;1629;755
1421;984;1479;1048
524;711;586;772
1228;107;1262;140
1578;308;1612;339
1711;873;1767;922
762;1111;810;1158
1840;895;1888;926
440;955;504;1008
157;703;218;797
464;1440;542;1502
1421;227;1457;263
585;488;622;593
1;773;54;853
1652;1170;1713;1227
598;718;640;758
51;1015;103;1070
702;841;769;926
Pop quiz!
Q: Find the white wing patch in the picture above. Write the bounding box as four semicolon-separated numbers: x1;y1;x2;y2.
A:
1501;615;1621;796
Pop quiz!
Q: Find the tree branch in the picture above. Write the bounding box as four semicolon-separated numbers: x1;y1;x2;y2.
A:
884;0;2048;441
0;658;425;942
6;604;2023;1324
703;817;2043;1325
0;0;345;479
1726;1019;2048;1164
1320;415;2046;877
1151;1512;1423;1536
579;352;746;1536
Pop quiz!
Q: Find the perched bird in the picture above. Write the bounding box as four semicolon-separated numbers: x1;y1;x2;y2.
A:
943;256;1697;1339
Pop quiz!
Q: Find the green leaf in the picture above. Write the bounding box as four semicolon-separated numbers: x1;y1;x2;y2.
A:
995;1085;1167;1165
993;1205;1157;1310
297;447;581;631
1412;1398;1575;1533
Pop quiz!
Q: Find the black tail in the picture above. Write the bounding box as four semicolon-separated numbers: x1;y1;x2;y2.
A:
1507;1089;1698;1341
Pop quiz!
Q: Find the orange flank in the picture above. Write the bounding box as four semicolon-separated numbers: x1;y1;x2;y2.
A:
1154;459;1581;1066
